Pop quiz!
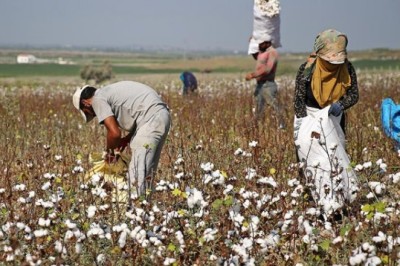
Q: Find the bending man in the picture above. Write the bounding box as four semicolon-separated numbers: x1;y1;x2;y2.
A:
73;81;171;197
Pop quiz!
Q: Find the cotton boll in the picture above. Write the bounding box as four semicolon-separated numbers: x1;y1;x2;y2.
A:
349;253;367;265
64;230;74;241
33;229;49;237
372;231;387;243
332;236;343;244
363;162;372;169
366;192;375;199
306;208;320;217
118;231;128;248
91;174;101;185
18;197;26;203
390;172;400;184
163;258;176;265
41;182;51;191
379;163;387;172
223;184;234;195
302;235;311;244
96;254;106;264
87;206;97;218
302;220;313;235
75;242;82;254
287;178;299;187
368;182;386;196
361;242;376;254
38;218;51;227
366;256;382;266
354;164;363;171
200;162;214;172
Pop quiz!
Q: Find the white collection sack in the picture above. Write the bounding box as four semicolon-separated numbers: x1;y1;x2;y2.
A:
248;0;282;55
294;107;358;215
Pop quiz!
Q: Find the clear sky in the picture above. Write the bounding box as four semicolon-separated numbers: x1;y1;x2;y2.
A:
1;0;399;53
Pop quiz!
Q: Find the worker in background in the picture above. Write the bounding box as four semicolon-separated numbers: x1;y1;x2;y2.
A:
246;36;285;129
180;71;198;95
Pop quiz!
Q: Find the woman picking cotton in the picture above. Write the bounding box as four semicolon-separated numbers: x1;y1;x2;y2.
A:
293;29;359;221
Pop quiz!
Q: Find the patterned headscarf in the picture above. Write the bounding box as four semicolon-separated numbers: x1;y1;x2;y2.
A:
304;29;351;107
314;29;348;64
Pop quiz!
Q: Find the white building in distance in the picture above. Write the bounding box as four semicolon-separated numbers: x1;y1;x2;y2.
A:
17;54;37;64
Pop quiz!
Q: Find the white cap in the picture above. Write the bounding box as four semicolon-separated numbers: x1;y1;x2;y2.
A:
72;85;94;122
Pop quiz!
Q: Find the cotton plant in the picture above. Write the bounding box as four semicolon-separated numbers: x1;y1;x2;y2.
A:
234;148;252;157
349;242;382;266
387;172;400;184
202;228;218;243
257;176;277;187
256;230;280;252
375;158;387;172
244;168;257;180
203;169;226;185
231;237;255;264
368;181;386;196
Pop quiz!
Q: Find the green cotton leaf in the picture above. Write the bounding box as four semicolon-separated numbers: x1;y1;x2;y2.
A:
198;237;205;245
82;222;90;231
212;199;223;210
177;209;186;216
167;243;176;252
111;246;121;254
340;224;352;237
380;255;389;264
1;207;8;217
223;196;233;206
172;188;182;197
361;204;374;213
367;212;374;220
374;201;386;213
319;239;330;251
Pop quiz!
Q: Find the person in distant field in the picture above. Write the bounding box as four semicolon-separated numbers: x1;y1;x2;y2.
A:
72;81;171;197
294;29;359;135
180;71;198;95
245;36;285;129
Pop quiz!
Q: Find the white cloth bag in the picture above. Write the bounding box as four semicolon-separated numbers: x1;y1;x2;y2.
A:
248;0;282;54
294;106;358;215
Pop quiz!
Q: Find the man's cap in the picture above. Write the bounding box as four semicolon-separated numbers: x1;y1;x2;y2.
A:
313;29;348;64
72;85;94;123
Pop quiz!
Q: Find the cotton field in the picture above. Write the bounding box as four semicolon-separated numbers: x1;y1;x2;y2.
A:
0;72;399;265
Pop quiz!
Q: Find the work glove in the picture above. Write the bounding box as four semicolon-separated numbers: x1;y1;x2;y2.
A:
328;103;343;117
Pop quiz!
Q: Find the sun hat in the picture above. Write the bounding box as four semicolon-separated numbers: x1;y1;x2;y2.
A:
73;85;94;122
314;29;348;64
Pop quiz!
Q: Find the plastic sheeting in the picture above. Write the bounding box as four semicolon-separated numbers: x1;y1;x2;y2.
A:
86;152;131;203
381;98;400;148
294;107;358;216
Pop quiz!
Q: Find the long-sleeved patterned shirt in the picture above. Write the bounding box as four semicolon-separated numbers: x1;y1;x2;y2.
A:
294;60;359;118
